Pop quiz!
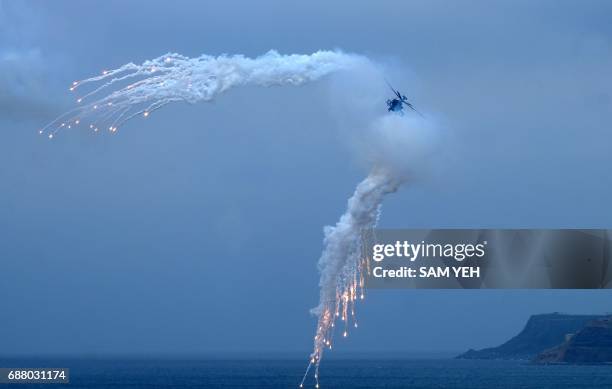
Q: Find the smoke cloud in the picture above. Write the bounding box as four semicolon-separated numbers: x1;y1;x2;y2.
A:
313;170;402;315
42;50;368;136
44;50;436;387
303;74;436;388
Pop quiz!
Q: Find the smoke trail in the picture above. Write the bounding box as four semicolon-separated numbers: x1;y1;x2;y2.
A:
43;49;433;387
39;50;363;138
313;170;401;316
301;70;435;387
300;169;402;388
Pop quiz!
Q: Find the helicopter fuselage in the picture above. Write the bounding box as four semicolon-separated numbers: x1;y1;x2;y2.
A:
386;98;404;113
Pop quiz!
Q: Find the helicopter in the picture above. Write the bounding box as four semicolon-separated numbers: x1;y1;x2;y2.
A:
386;82;422;116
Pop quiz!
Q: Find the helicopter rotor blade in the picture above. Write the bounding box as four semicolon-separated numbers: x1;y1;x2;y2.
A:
386;79;424;117
385;79;400;96
401;100;424;117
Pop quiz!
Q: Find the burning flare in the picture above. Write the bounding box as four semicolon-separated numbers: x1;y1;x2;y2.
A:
301;169;402;388
41;49;428;388
40;50;363;138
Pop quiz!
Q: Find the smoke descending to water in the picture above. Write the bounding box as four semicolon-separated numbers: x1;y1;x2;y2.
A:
301;99;435;388
44;50;435;388
300;169;402;387
313;171;402;315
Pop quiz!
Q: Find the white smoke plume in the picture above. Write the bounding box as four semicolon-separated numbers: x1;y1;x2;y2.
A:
300;169;402;387
313;170;402;316
301;61;436;388
44;50;435;387
40;50;366;137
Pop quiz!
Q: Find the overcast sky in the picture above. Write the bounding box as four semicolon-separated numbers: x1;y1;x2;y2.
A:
1;0;612;356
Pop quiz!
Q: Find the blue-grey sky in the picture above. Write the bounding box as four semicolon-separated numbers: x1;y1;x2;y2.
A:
1;0;612;356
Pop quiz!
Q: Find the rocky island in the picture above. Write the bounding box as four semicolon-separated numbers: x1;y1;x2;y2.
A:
535;316;612;364
457;313;610;362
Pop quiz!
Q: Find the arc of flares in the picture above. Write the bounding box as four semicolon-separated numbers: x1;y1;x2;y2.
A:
39;50;361;140
39;54;221;138
37;49;405;389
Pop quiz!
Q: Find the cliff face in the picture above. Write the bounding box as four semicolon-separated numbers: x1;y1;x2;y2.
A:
457;313;605;360
534;317;612;364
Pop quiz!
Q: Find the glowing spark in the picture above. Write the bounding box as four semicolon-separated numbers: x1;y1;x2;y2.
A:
41;51;361;137
48;134;53;139
302;172;401;386
40;50;382;386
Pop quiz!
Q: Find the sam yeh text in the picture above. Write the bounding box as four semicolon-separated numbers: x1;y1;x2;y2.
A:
373;266;481;279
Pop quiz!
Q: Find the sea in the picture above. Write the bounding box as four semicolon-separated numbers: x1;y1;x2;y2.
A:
2;358;612;388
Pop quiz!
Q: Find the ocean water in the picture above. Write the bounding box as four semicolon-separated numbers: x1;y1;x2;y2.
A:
2;358;612;388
